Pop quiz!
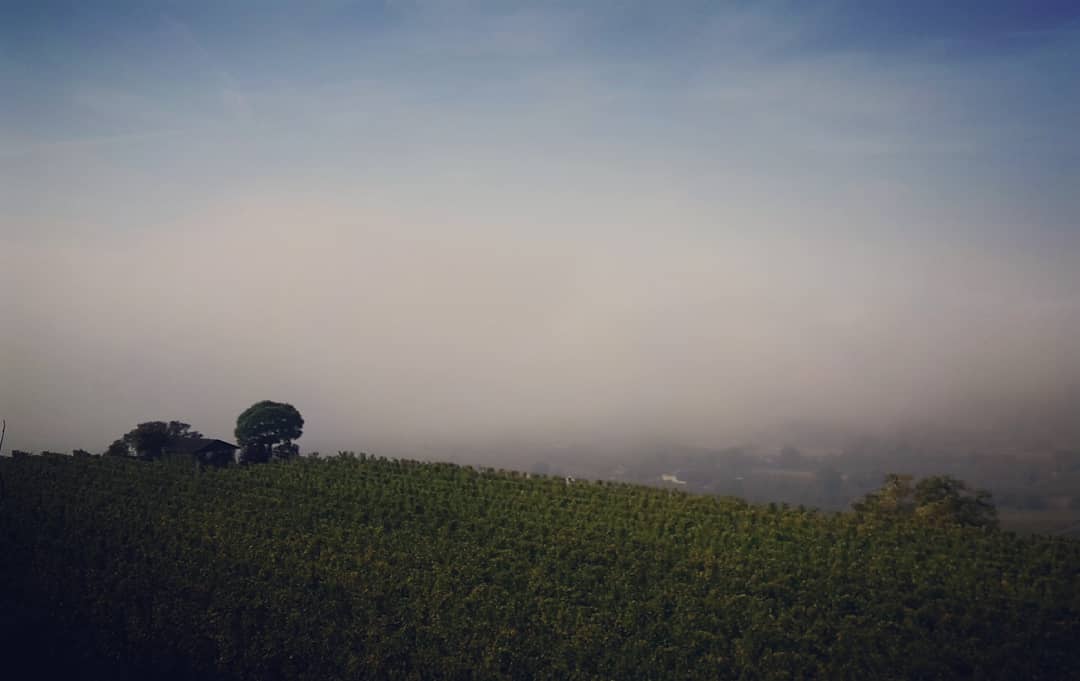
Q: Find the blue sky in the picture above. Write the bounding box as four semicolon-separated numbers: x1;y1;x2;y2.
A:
3;1;1078;238
2;2;1080;452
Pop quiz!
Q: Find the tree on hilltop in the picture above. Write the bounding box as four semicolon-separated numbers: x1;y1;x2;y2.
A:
235;401;303;464
853;473;998;529
107;421;203;460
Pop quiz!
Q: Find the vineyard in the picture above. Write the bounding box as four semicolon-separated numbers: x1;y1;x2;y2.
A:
2;454;1079;680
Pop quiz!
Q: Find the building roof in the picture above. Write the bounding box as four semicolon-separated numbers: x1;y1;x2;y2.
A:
164;437;239;455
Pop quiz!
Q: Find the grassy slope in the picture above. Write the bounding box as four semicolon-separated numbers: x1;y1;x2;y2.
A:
2;455;1079;680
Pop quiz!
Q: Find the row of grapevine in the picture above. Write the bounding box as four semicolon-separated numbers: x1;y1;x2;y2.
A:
1;454;1078;679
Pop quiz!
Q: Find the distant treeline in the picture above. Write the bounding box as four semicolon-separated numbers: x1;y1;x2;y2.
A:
556;442;1080;519
1;454;1077;680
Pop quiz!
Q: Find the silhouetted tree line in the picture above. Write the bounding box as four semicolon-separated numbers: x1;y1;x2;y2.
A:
100;401;304;466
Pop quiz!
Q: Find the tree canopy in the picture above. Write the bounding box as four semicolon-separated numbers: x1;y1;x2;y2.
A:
108;421;203;460
235;401;304;464
853;473;998;529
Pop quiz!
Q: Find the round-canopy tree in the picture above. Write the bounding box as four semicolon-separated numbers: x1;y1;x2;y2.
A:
235;401;304;464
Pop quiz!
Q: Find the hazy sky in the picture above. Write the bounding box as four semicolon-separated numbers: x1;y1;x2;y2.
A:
2;1;1080;455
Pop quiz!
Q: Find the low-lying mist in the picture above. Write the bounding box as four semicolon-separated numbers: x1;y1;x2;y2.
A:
4;188;1079;457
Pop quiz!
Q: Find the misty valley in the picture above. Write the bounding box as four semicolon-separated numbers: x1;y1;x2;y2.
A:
512;439;1080;540
6;0;1080;678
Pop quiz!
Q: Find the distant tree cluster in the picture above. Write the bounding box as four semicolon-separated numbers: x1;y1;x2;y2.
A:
105;421;203;460
853;473;999;529
100;401;304;466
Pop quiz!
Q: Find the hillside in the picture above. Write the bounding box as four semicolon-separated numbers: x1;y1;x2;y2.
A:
2;454;1078;680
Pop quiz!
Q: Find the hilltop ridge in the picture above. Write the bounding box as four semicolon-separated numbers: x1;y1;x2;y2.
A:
2;454;1078;679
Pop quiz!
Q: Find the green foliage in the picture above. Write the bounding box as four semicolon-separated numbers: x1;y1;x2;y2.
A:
1;456;1076;680
854;473;999;529
913;475;998;529
235;401;303;464
114;421;203;460
852;473;916;515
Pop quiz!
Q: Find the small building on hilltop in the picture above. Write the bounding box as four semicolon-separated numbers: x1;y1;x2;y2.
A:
660;472;688;486
164;437;238;467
